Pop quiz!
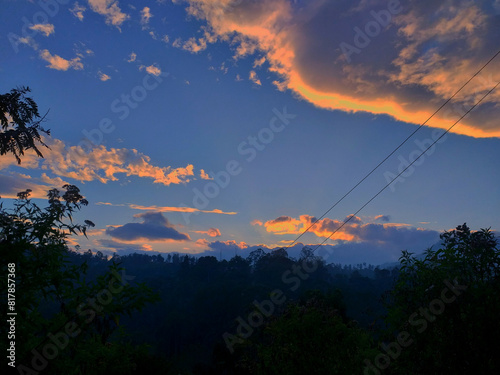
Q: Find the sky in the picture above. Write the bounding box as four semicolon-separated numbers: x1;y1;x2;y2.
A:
1;0;499;265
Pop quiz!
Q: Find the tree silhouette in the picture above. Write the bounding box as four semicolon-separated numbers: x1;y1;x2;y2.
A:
228;290;376;375
0;86;50;163
0;88;160;374
382;223;500;373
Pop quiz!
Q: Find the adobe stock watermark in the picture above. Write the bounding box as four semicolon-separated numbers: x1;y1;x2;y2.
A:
339;0;402;63
363;278;467;374
15;268;136;374
383;128;448;192
223;256;320;353
221;213;348;353
181;107;297;224
76;70;170;155
384;73;496;192
8;0;70;53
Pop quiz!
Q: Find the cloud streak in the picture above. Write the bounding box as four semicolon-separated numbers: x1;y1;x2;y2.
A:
194;227;222;237
95;202;237;216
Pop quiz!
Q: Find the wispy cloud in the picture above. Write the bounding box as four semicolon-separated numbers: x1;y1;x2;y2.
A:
128;204;237;216
173;26;217;54
139;64;161;76
98;71;111;81
249;70;262;85
253;56;266;68
140;7;153;27
127;51;137;62
29;24;54;37
87;0;129;28
70;2;86;21
182;37;208;53
200;169;213;180
39;49;83;71
95;202;237;216
193;228;222;238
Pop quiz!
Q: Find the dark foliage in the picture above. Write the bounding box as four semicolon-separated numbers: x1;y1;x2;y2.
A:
0;86;50;164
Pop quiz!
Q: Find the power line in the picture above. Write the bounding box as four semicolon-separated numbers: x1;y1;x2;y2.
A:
311;79;500;253
283;48;500;251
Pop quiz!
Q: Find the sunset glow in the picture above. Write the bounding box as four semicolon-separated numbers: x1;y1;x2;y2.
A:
1;0;499;264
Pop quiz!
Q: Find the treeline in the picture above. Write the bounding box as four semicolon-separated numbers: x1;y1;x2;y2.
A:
59;224;500;374
65;247;396;373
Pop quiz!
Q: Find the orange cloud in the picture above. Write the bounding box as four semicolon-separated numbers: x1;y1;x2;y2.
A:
127;52;137;62
249;70;262;85
300;215;356;241
127;204;237;215
195;238;210;247
30;24;55;37
260;214;420;242
70;2;86;21
87;0;129;27
0;138;196;186
182;37;208;53
140;7;153;26
86;228;107;237
39;50;83;71
173;25;217;53
142;244;153;251
98;71;111;81
179;0;500;138
194;228;222;237
253;56;266;68
200;169;213;180
264;215;302;235
139;64;162;76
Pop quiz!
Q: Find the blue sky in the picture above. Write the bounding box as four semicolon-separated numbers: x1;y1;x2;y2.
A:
1;0;499;264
